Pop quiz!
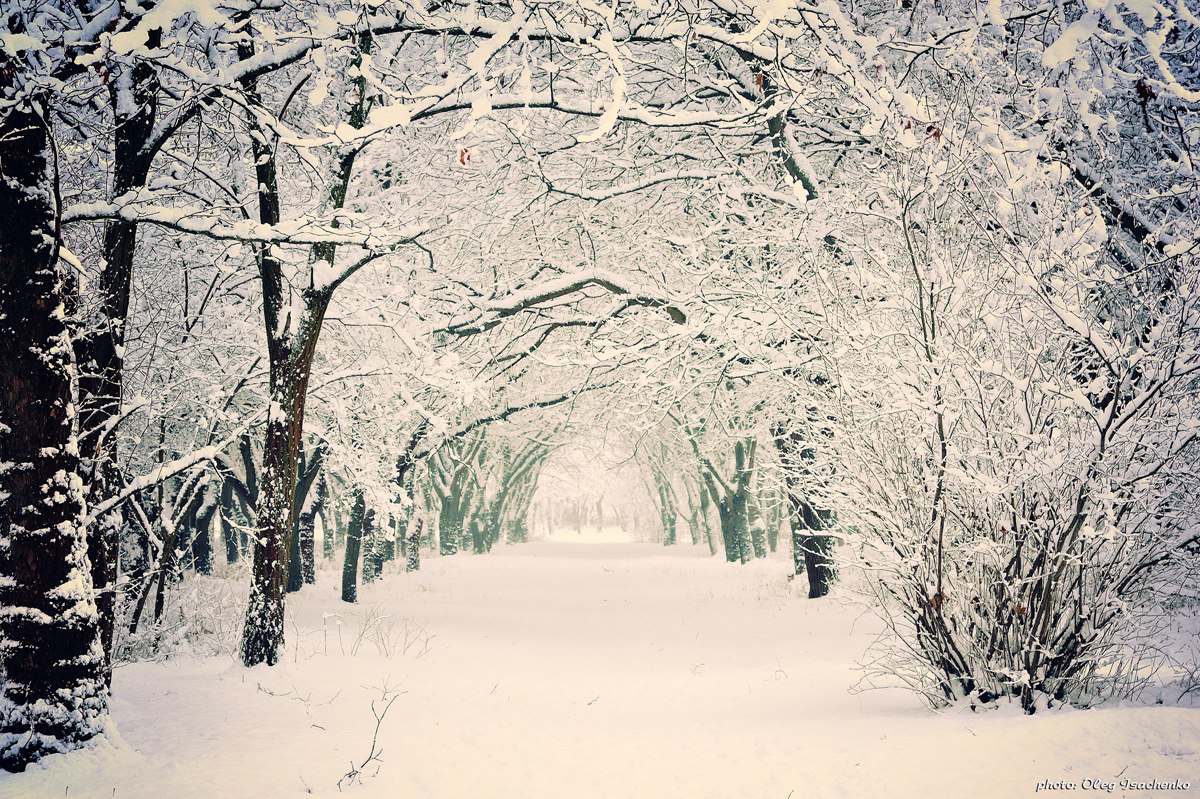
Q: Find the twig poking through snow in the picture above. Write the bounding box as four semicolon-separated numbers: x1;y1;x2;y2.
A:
337;681;405;790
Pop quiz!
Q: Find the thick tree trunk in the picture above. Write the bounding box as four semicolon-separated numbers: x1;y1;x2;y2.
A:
663;514;677;546
799;535;836;599
383;518;398;563
470;516;486;554
747;491;766;560
717;504;738;563
0;105;108;771
650;465;678;546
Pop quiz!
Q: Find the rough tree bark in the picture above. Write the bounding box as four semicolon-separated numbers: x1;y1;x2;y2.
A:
0;103;108;771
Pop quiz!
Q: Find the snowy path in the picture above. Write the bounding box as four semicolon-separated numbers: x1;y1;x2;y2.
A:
6;543;1199;798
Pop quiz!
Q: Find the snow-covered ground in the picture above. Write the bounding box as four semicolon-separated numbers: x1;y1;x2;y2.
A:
5;542;1198;799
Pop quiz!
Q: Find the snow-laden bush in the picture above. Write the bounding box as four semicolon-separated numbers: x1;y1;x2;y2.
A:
114;573;249;663
816;122;1200;711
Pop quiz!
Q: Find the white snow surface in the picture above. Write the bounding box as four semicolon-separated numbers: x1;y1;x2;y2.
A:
5;542;1198;798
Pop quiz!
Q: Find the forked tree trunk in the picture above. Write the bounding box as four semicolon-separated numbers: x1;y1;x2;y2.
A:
0;104;107;771
236;26;335;665
238;23;386;665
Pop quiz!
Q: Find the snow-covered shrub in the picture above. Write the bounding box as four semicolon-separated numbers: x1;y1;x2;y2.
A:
815;111;1200;710
114;574;249;663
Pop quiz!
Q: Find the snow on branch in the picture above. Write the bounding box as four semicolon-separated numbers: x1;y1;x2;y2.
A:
86;439;230;524
444;270;687;336
540;168;734;202
413;381;616;461
62;198;435;251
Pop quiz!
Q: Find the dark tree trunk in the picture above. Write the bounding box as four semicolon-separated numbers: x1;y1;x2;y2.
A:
0;104;108;771
772;423;838;599
717;504;738;563
362;509;381;583
220;481;239;564
241;358;318;664
238;23;377;662
287;508;304;593
342;492;365;603
470;516;486;554
288;443;324;592
151;533;176;626
190;505;214;576
800;535;837;599
382;518;397;562
300;511;317;584
318;472;333;560
75;46;161;684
